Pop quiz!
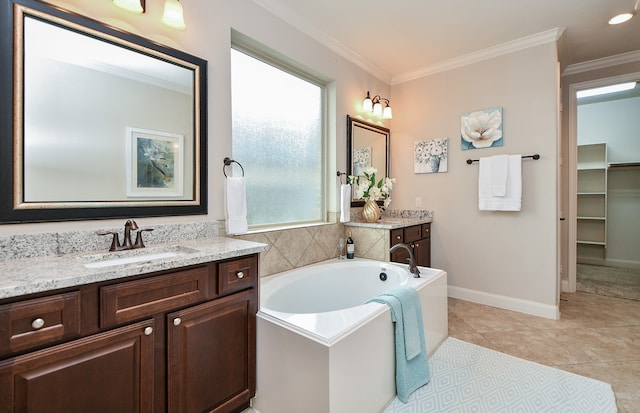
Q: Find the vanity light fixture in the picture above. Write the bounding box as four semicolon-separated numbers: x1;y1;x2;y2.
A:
113;0;145;14
162;0;186;30
362;91;393;119
113;0;186;30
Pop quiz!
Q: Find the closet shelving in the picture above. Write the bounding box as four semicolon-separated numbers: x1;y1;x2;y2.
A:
576;143;607;263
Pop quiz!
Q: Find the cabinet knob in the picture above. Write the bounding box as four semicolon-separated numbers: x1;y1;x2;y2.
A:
415;243;420;247
173;318;182;326
396;235;401;240
31;318;45;330
236;271;245;279
144;326;153;336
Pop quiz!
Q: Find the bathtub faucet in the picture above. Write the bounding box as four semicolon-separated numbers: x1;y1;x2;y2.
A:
389;243;420;278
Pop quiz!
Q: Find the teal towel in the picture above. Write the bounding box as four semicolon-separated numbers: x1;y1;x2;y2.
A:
367;286;430;403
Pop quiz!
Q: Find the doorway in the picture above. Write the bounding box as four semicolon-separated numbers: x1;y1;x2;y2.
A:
568;73;640;299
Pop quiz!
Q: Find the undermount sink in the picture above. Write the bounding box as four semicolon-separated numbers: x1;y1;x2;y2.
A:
82;246;199;269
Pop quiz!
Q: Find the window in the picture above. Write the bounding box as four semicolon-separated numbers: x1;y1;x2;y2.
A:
231;45;326;229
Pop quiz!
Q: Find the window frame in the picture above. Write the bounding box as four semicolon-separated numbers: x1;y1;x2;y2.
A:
231;31;330;231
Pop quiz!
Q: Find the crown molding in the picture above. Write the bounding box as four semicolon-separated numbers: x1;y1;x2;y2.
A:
562;50;640;76
252;0;564;86
251;0;392;83
392;28;565;85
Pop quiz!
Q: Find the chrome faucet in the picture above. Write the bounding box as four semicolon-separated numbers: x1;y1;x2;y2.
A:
98;219;153;252
389;243;420;278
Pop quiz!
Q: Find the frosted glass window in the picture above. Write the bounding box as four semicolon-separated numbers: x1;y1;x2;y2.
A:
231;49;324;228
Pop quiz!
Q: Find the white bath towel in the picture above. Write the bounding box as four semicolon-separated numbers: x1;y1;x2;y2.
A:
225;177;248;234
479;155;522;211
340;184;351;223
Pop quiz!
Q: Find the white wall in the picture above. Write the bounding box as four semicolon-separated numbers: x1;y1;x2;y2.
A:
1;0;389;236
390;44;561;317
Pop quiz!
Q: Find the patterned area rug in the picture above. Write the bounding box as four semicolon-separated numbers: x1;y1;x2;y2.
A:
384;338;617;412
577;264;640;301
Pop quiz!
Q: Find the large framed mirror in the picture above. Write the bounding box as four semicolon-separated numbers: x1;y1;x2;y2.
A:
346;115;390;206
0;0;207;223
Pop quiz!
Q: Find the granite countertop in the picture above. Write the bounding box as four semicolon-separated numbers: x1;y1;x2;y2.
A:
344;216;432;230
0;237;267;300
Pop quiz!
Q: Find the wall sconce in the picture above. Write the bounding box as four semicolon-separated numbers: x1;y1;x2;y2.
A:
162;0;186;30
362;91;393;119
113;0;186;30
113;0;145;13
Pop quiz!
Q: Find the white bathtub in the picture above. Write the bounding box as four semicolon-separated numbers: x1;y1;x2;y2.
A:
254;258;448;413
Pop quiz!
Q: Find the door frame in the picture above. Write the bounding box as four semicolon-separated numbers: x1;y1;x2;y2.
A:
567;71;640;292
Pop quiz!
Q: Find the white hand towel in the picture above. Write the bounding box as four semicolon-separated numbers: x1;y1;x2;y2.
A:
225;177;248;234
479;155;522;211
489;154;508;196
340;184;351;223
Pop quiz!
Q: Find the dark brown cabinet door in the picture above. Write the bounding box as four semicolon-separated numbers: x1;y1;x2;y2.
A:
167;289;256;413
413;237;431;267
0;319;155;413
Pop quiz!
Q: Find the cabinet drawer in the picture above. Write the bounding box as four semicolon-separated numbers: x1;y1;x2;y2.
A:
219;256;257;296
403;225;422;243
390;229;404;246
0;291;81;356
101;266;210;328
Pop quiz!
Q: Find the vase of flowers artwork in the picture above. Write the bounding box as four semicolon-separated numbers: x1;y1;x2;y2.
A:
414;138;448;174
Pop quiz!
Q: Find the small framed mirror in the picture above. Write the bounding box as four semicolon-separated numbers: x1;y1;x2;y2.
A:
0;0;208;223
346;115;390;206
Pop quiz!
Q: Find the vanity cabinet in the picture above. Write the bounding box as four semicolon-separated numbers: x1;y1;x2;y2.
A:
390;223;431;267
0;254;259;413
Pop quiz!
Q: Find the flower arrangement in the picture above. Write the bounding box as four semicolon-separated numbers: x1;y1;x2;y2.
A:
350;166;395;207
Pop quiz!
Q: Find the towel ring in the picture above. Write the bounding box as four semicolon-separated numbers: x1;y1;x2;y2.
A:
336;171;348;184
223;157;245;177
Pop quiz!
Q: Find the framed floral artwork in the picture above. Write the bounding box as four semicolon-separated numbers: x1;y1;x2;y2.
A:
415;138;448;173
125;127;184;197
353;146;371;176
461;107;503;150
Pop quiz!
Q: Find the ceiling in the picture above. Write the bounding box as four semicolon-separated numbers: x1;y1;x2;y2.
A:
252;0;640;84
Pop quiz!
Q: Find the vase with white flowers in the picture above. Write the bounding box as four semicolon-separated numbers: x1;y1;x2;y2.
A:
350;166;395;222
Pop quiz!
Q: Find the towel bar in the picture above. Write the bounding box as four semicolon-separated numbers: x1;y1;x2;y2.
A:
223;157;245;177
336;171;348;184
466;154;540;165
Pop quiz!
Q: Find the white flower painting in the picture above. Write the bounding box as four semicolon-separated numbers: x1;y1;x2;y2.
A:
461;107;503;150
414;138;448;174
353;147;371;176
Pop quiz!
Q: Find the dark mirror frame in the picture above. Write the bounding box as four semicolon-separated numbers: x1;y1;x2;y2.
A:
346;115;390;207
0;0;208;223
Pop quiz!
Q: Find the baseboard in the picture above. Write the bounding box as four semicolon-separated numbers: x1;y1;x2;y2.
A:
604;258;640;269
577;256;605;266
561;279;571;293
448;286;559;320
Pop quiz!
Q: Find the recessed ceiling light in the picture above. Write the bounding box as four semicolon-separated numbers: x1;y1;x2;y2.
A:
608;11;635;25
577;82;637;98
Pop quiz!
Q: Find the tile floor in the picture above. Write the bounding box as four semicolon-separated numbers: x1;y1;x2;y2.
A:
449;292;640;413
